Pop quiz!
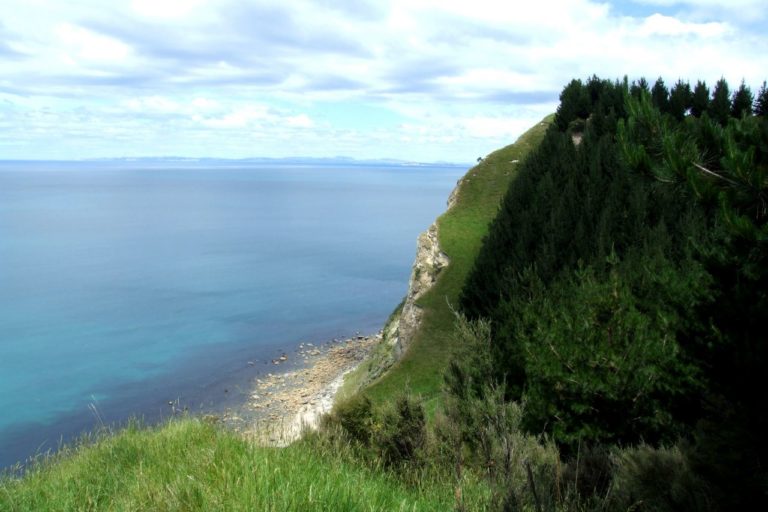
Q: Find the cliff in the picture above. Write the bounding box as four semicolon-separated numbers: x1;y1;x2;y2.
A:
392;210;451;357
347;116;553;402
390;176;467;356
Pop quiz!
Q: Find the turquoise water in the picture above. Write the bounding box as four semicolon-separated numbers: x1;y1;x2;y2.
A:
0;160;465;468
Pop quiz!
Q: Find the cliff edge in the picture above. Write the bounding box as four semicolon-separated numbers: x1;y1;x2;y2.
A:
342;116;552;403
393;212;451;357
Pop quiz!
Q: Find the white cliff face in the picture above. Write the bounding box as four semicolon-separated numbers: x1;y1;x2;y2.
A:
392;223;449;356
352;179;460;387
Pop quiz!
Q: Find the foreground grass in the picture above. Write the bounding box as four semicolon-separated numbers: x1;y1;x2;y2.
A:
0;418;471;511
362;116;552;408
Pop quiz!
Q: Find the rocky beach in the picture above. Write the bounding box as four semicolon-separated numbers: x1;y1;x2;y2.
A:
219;201;453;446
220;333;380;445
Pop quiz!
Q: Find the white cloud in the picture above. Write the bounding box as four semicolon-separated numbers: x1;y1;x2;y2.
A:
285;114;314;129
637;13;728;37
201;106;271;129
461;116;531;139
130;0;207;19
54;23;132;63
633;0;764;7
124;96;182;114
191;97;219;111
0;0;765;161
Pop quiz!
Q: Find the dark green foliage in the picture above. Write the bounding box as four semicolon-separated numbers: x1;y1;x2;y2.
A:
508;253;710;449
756;81;768;116
686;397;765;510
651;77;669;113
461;105;713;450
690;80;709;117
325;391;429;469
471;391;559;512
668;79;691;121
324;394;375;446
555;77;627;134
731;80;754;117
616;89;768;509
555;79;590;131
439;321;560;511
376;393;427;467
457;74;768;508
324;391;428;469
630;77;649;99
709;77;731;125
561;444;614;501
442;316;496;449
609;444;714;512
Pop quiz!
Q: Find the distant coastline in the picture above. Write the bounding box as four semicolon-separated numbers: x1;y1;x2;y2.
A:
0;156;471;168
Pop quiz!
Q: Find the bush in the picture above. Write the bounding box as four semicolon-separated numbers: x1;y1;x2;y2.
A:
375;392;427;467
609;443;713;512
442;315;495;450
472;391;560;512
322;394;375;446
561;443;615;503
441;316;562;510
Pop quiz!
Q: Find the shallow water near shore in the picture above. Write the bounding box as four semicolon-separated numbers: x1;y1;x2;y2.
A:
0;160;465;469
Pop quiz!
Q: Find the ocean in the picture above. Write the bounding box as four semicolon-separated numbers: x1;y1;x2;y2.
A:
0;160;466;469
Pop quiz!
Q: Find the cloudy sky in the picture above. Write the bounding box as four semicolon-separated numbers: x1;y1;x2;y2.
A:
1;0;766;162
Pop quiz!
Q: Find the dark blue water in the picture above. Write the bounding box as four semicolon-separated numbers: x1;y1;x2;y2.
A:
0;160;465;469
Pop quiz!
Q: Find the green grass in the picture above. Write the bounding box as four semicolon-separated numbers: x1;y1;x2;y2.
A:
336;299;404;402
0;418;475;511
362;116;552;409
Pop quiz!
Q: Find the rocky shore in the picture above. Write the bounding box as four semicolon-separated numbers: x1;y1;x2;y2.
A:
221;333;379;445
216;179;456;446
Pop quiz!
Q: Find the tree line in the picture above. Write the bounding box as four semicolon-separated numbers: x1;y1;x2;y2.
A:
456;75;768;509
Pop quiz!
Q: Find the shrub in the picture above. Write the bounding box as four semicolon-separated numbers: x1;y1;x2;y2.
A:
471;390;560;512
442;316;562;510
561;443;615;503
322;394;375;446
609;443;713;512
375;392;427;467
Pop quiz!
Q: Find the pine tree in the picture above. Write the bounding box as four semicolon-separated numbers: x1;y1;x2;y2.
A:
731;80;754;118
630;77;649;99
755;81;768;116
651;77;669;113
668;79;692;121
710;77;732;125
691;80;709;117
555;79;590;130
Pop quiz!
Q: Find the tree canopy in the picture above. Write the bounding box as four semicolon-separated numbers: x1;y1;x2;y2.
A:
456;75;768;508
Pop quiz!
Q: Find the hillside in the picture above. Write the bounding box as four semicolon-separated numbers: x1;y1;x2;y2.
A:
342;116;552;409
0;418;482;511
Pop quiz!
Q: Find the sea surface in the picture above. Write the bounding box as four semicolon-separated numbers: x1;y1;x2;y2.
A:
0;160;466;470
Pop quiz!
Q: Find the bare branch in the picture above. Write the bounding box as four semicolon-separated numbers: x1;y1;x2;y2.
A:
693;162;740;186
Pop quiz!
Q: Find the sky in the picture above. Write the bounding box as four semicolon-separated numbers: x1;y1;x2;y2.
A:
1;0;766;163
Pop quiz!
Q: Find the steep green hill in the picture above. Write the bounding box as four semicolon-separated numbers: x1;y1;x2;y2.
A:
358;116;552;409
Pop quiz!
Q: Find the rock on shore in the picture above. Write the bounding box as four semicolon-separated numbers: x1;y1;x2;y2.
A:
239;334;379;445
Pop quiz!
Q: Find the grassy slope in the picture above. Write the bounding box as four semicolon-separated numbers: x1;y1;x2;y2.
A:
362;116;552;409
1;418;473;511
